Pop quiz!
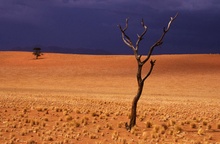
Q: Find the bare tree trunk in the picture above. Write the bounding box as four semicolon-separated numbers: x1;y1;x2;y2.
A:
129;82;144;129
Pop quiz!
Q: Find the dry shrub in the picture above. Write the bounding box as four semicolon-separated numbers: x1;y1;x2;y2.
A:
65;115;73;121
27;139;37;144
160;126;166;135
202;120;208;126
130;126;139;136
89;134;98;139
75;109;81;114
45;136;53;141
118;138;127;144
112;131;119;140
72;120;80;128
105;112;110;117
174;125;182;134
197;128;204;135
115;111;120;116
36;107;43;112
142;132;148;140
117;121;124;128
191;123;197;129
145;121;153;128
192;116;197;121
139;115;145;121
217;123;220;129
208;135;213;140
169;120;176;126
59;118;63;121
92;112;99;117
193;141;202;144
31;119;39;126
45;110;49;114
55;107;62;112
161;123;168;130
96;125;101;133
180;121;185;126
82;129;89;136
81;116;89;126
196;117;203;123
22;108;27;113
44;117;49;121
168;130;173;135
42;122;46;127
185;120;191;125
105;123;113;130
63;110;68;116
25;118;31;124
151;132;160;139
152;125;160;133
207;124;212;130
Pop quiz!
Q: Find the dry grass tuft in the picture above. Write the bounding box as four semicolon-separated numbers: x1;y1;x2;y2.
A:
89;134;99;139
65;115;73;121
217;123;220;129
145;121;153;128
112;131;119;140
191;123;197;129
197;128;204;135
174;125;182;134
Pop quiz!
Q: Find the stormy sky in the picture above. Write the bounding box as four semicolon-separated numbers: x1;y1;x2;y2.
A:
0;0;220;54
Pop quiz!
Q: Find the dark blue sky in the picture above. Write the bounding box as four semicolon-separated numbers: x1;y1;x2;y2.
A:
0;0;220;54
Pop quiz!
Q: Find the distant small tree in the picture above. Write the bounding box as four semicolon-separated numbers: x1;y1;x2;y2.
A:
118;13;178;130
33;47;43;59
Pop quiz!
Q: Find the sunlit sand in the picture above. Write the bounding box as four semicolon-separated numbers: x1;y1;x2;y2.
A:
0;52;220;143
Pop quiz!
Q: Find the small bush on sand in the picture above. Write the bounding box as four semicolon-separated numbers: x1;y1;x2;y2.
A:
145;121;153;128
191;123;197;129
217;123;220;129
65;115;73;121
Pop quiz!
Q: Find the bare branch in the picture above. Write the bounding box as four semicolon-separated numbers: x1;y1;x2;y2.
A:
143;13;178;64
142;60;156;82
165;12;178;32
118;18;135;51
135;19;148;51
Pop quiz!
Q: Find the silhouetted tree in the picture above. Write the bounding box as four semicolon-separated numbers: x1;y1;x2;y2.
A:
118;13;178;130
33;47;43;59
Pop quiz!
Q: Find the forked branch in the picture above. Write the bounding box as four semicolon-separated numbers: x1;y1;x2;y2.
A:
136;19;148;52
143;13;178;64
143;60;156;82
118;18;148;59
118;18;135;51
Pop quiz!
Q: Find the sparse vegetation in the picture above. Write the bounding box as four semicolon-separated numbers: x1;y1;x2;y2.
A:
0;52;220;143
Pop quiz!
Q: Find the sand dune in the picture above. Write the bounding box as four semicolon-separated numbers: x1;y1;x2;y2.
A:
0;52;220;143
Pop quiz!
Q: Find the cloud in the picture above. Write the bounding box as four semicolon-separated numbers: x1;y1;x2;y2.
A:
0;0;219;54
138;0;220;11
0;1;46;24
1;0;219;24
52;0;220;11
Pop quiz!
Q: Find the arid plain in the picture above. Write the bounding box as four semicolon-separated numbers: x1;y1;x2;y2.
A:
0;52;220;144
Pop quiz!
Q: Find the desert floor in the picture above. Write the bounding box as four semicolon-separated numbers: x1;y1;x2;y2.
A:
0;52;220;144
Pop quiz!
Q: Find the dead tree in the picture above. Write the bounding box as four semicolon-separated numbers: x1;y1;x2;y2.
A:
118;13;178;130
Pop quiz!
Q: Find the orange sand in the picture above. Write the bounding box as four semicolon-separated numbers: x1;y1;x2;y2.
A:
0;52;220;143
